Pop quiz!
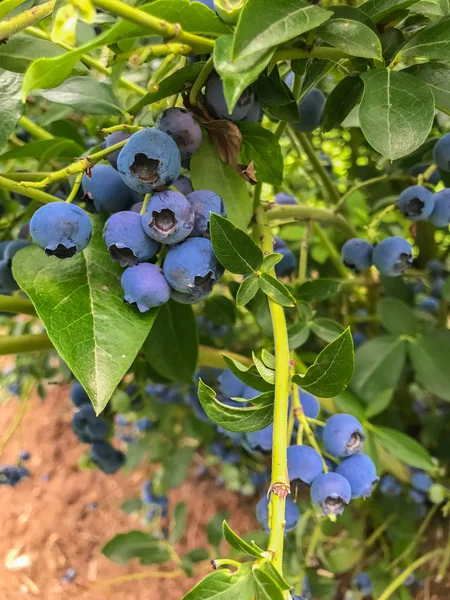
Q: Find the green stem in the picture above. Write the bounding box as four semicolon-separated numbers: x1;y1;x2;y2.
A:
266;204;357;239
292;392;328;472
0;176;61;204
336;174;388;210
313;223;349;278
274;47;351;62
212;559;241;570
0;334;54;355
0;295;36;316
391;503;439;568
0;0;55;41
65;172;83;203
377;550;443;600
436;518;450;583
0;172;51;181
305;521;321;566
364;515;396;549
18;116;54;141
112;43;192;66
92;0;214;54
189;56;215;106
298;220;311;283
148;53;180;92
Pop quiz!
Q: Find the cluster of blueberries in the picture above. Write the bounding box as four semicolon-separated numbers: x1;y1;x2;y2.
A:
341;236;413;278
0;450;30;487
70;381;125;474
141;480;168;532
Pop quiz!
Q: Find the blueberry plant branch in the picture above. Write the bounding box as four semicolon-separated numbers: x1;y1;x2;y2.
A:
189;56;215;107
0;295;37;316
266;204;358;239
0;0;55;42
0;333;54;355
18;116;54;141
91;0;215;54
0;176;62;204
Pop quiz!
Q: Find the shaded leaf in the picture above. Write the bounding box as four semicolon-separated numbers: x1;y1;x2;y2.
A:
0;138;84;163
183;567;255;600
400;15;450;60
377;298;417;336
360;0;420;22
310;318;345;343
371;426;435;471
237;276;260;307
237;122;284;185
254;67;300;122
365;389;393;418
0;69;22;151
210;214;263;273
408;331;450;401
407;63;450;113
288;321;310;349
204;296;236;326
317;18;382;59
296;278;341;302
102;531;170;565
322;77;364;132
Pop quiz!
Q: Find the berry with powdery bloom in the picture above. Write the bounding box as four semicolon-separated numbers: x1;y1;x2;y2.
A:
310;472;351;516
419;296;439;314
186;190;226;237
256;494;300;533
171;288;211;304
341;238;374;272
173;176;194;196
205;72;254;121
156;107;202;161
379;474;401;496
121;263;171;312
218;369;246;399
429;189;450;228
101;130;131;169
354;572;372;596
287;445;323;484
246;424;273;452
103;211;160;267
336;453;379;499
373;236;413;277
91;441;125;474
411;471;432;492
70;380;90;407
275;192;296;205
433;133;450;172
82;164;132;214
141;190;194;245
397;185;434;221
322;414;365;458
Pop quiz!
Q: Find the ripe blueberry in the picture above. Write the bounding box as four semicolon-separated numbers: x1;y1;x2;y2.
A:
296;388;320;419
72;404;110;443
246;424;273;452
352;332;367;349
336;453;379;499
0;240;31;291
397;185;434;221
136;417;151;432
379;474;401;496
295;88;326;133
411;471;432;492
218;369;246;398
30;203;92;259
429;189;450;228
205;72;254;121
141;190;194;245
171;288;211;304
427;259;447;278
91;441;125;474
70;381;90;407
256;494;300;533
275;192;296;205
0;465;29;486
287;445;323;484
187;190;226;237
117;128;181;194
156;107;202;161
103;211;160;267
419;296;439;314
275;247;296;277
101;131;131;169
310;472;351;516
341;238;374;272
323;414;365;457
433;133;450;172
242;101;263;123
173;175;194;196
121;263;171;312
82;164;132;213
373;236;413;277
163;237;224;297
354;572;372;596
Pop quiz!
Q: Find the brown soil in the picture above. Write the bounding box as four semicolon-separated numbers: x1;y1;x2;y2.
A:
0;384;257;600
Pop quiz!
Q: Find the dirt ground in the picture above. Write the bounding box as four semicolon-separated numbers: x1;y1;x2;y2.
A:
0;384;257;600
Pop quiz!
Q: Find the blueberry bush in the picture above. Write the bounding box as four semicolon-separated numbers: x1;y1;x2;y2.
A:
0;0;450;598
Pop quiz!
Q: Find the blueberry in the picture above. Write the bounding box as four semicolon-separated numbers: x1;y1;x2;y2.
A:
72;404;110;443
379;474;401;496
295;88;326;133
0;240;31;291
310;472;351;516
275;192;296;205
205;72;254;121
171;288;211;304
19;450;31;461
274;236;287;250
103;211;160;267
218;369;246;398
141;190;194;245
61;567;77;584
419;296;439;314
117;128;181;194
136;417;151;432
411;471;432;492
121;263;171;312
4;239;30;261
397;185;434;221
352;332;367;349
354;572;372;596
297;389;320;419
187;190;226;237
156;108;202;161
70;381;90;407
287;445;323;484
192;0;215;9
427;259;447;278
0;240;10;260
433;133;450;172
373;236;413;277
130;201;144;213
173;175;194;196
0;465;29;486
82;164;132;213
116;414;128;427
91;441;125;474
284;71;294;89
409;163;440;186
101;131;131;169
341;238;374;272
164;237;223;297
246;424;273;452
429;189;450;228
30;203;92;259
256;494;300;533
336;453;379;499
18;222;30;239
323;414;365;457
242;101;263;122
431;277;444;299
409;488;426;504
275;247;296;277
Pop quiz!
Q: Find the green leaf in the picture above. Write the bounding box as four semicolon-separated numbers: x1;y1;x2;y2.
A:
296;278;342;302
102;531;170;565
22;51;85;100
442;276;450;301
407;63;450;113
371;426;435;471
182;567;255;600
317;18;382;59
222;521;264;558
237;122;284;185
0;34;87;75
0;0;29;19
39;76;123;116
162;447;194;490
0;138;84;163
258;273;296;307
253;569;284;600
408;331;450;401
129;62;206;113
198;379;274;433
254;67;300;123
360;0;420;22
0;69;22;151
322;77;364;132
400;15;450;60
207;511;229;549
120;498;143;514
232;0;331;59
352;337;406;402
365;388;393;419
310;318;345;343
204;296;236;326
319;538;363;574
334;390;366;421
191;135;252;231
214;34;273;115
377;298;417;336
252;352;275;384
288;321;310;349
210;214;263;274
293;327;354;397
261;349;276;369
359;69;434;160
143;300;198;384
223;355;274;392
260;563;291;591
261;254;283;272
12;216;158;414
236;276;259;307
